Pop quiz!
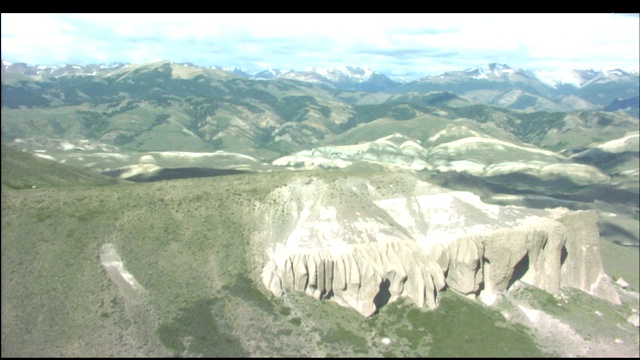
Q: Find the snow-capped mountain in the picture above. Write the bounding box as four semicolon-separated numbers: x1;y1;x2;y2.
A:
305;65;374;83
1;60;127;77
526;68;638;89
253;65;399;92
462;63;518;79
2;59;637;114
394;62;639;113
413;63;523;82
218;67;253;78
253;69;291;79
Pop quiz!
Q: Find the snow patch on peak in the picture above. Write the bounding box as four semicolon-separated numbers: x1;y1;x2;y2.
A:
602;68;634;78
466;63;511;73
303;66;375;82
531;69;590;88
464;63;514;79
254;68;290;79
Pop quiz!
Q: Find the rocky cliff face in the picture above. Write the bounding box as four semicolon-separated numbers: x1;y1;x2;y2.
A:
256;174;620;317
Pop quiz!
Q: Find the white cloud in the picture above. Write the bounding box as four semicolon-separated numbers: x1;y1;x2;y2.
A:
1;13;638;78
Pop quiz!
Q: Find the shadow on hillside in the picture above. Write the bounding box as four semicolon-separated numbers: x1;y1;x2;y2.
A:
600;222;640;246
102;167;250;182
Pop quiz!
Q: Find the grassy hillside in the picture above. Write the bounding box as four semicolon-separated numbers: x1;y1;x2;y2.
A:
2;147;638;357
1;144;120;189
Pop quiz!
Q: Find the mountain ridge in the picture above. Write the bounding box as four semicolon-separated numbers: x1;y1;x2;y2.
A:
4;59;638;108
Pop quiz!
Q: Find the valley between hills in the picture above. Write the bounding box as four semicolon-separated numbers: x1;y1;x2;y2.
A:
1;60;638;357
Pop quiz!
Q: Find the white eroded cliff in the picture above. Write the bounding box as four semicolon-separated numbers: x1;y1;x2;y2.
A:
256;174;619;317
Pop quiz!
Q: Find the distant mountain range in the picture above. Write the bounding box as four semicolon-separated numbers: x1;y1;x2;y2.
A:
3;60;638;115
394;63;639;114
2;59;637;188
1;60;400;92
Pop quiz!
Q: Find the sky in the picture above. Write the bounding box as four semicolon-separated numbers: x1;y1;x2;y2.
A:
1;13;639;80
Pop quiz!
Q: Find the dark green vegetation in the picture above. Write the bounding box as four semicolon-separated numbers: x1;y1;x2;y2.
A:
368;292;543;357
156;298;249;357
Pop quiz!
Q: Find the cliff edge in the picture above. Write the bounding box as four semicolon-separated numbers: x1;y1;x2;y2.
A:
256;174;619;317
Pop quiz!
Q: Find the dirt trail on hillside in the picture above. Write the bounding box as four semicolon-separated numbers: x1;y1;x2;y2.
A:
508;300;639;357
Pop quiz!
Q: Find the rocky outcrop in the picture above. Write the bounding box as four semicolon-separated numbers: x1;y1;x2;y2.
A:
257;174;620;317
262;241;446;317
559;211;621;303
100;243;143;292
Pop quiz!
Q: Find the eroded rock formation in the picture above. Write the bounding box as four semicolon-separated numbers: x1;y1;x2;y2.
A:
256;174;620;317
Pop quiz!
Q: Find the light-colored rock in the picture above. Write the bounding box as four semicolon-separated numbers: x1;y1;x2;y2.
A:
445;236;482;295
616;277;629;289
262;241;446;317
628;314;640;327
100;243;143;292
256;174;621;317
559;211;620;304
